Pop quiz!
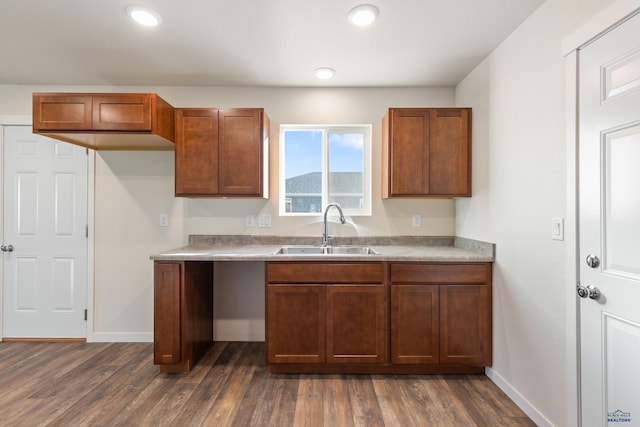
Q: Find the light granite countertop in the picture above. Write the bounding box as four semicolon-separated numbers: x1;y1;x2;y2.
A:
150;235;495;262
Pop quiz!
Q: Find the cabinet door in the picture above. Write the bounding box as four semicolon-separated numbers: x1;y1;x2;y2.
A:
175;109;219;196
326;285;386;364
429;109;471;196
440;284;491;365
388;108;430;196
92;94;152;131
391;284;439;364
267;285;326;364
154;262;182;365
32;94;93;131
219;109;263;196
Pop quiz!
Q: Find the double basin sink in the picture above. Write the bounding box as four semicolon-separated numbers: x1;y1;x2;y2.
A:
274;245;379;255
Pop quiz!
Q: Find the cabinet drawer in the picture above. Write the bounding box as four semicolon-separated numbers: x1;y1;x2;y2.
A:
267;262;384;283
391;263;490;283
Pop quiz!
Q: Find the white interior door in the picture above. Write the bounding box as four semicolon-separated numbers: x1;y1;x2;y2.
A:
2;126;88;338
578;11;640;426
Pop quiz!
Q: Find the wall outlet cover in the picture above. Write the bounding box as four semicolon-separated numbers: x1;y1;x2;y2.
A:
258;214;271;227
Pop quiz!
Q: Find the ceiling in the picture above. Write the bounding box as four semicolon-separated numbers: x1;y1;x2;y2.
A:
0;0;545;88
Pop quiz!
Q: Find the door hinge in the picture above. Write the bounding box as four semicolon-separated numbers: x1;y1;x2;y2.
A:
84;309;88;321
85;225;88;238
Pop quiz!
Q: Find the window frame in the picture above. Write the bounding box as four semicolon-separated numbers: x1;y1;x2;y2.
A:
279;124;372;217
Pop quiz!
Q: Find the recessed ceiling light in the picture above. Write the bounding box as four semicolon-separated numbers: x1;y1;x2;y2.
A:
348;4;379;26
315;67;336;80
126;5;162;27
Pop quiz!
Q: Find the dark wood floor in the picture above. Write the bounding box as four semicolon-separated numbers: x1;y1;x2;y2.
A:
0;341;535;426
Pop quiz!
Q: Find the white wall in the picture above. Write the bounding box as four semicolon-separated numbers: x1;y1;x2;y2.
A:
454;0;618;425
0;84;457;341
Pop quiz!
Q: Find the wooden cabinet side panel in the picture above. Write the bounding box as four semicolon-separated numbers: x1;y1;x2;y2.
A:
267;285;326;364
219;109;263;196
326;285;386;364
151;94;176;142
391;284;439;364
175;109;219;196
182;262;214;367
32;93;93;131
389;108;430;196
429;108;471;196
154;262;182;365
440;284;491;365
382;111;391;198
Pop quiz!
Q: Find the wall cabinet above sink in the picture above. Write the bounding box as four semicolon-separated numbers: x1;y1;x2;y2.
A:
32;92;175;150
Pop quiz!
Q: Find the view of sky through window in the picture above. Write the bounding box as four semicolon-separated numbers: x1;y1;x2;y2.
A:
281;125;371;215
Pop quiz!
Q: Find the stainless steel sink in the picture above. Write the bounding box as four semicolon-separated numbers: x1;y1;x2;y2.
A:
275;246;326;255
325;246;379;255
274;245;379;255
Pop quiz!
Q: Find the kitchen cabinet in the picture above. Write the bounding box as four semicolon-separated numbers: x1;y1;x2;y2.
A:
32;92;175;150
326;284;386;364
266;261;491;374
175;108;269;198
153;261;213;373
382;108;471;198
390;263;492;367
266;262;386;370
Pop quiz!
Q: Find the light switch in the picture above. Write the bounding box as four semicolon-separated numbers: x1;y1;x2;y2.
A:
159;213;169;227
245;214;255;227
551;217;564;240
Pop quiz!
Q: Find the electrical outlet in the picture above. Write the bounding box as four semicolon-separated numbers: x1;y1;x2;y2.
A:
159;213;169;227
412;214;422;227
258;214;271;228
245;214;255;227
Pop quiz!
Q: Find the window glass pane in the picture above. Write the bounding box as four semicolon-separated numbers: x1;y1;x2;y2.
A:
283;130;322;213
328;132;364;210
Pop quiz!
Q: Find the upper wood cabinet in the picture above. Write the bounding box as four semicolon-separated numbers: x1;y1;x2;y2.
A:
175;108;269;198
32;92;175;150
382;108;471;198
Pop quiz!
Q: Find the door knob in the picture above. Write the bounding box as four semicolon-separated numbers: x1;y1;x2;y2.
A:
586;254;600;268
577;284;601;300
0;244;13;252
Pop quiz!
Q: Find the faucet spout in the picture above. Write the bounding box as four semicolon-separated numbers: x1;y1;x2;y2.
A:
322;203;346;246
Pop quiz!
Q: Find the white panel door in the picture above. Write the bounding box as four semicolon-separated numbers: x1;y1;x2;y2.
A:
579;11;640;426
2;126;88;338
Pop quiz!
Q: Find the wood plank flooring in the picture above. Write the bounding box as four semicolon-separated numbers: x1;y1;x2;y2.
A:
0;341;535;426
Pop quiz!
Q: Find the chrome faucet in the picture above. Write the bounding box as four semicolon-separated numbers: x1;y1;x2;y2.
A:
322;203;346;246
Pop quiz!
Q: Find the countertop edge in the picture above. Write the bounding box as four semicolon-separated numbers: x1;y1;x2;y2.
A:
150;236;495;263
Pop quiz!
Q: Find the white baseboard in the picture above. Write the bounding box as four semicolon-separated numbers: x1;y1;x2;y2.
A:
91;332;153;343
485;367;554;427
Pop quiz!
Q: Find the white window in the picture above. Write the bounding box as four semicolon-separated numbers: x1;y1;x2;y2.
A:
279;124;372;216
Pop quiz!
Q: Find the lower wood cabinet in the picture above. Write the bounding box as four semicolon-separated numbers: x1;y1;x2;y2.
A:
266;261;492;374
390;263;492;367
266;262;386;370
152;260;492;374
153;261;213;373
